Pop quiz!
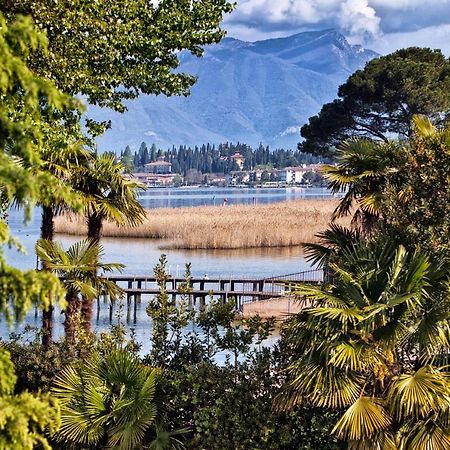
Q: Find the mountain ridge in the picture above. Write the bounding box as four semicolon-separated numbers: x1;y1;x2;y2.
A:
92;29;378;152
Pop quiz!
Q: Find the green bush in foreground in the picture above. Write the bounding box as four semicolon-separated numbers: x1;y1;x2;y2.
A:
0;348;60;450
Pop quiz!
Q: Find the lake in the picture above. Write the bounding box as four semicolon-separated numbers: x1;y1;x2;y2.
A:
1;187;328;346
137;186;337;209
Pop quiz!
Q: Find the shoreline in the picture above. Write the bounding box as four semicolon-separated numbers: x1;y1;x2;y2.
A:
54;199;348;250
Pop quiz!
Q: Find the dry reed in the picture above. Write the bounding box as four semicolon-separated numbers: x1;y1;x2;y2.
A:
54;199;349;249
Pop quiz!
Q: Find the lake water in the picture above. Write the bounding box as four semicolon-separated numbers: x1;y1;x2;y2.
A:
1;187;329;347
137;186;337;209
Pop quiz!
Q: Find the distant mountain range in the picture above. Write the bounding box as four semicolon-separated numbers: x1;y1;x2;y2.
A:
91;29;378;152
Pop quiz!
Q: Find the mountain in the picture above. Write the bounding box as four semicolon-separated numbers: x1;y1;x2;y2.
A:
91;29;378;152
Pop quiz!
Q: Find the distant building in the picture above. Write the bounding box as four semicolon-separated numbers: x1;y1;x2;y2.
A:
144;157;172;174
205;173;227;186
227;168;279;186
131;172;178;187
230;152;245;170
279;165;320;184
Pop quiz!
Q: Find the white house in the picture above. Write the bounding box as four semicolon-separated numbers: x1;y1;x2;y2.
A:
279;166;308;184
144;158;172;174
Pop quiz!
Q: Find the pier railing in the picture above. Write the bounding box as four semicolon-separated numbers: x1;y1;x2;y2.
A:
100;268;323;314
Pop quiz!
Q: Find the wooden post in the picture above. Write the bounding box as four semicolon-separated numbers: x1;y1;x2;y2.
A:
97;297;101;322
137;280;142;303
109;299;114;322
220;280;226;303
126;293;132;323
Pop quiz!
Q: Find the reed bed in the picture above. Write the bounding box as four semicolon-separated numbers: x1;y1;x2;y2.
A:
54;199;348;249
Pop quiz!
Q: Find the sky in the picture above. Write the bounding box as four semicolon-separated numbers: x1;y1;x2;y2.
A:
224;0;450;55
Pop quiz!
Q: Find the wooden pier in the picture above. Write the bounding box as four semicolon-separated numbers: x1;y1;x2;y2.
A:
101;269;323;319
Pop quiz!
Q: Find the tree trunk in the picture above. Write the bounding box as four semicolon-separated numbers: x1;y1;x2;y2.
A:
81;297;94;334
82;213;103;332
87;213;103;243
64;291;81;344
41;205;54;347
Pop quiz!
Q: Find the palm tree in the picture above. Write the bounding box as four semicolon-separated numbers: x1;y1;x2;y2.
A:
72;153;146;332
52;347;181;450
36;238;124;342
75;153;146;242
302;222;363;268
279;238;450;449
37;135;91;346
321;138;397;231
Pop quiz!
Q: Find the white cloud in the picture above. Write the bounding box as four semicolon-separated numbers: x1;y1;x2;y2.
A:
371;24;450;56
227;0;381;41
281;126;302;137
225;0;450;55
338;0;380;41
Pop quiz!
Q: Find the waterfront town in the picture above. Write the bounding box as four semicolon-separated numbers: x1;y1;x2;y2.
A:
130;151;324;187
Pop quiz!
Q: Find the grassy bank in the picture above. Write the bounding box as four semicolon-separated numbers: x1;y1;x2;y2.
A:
54;199;348;249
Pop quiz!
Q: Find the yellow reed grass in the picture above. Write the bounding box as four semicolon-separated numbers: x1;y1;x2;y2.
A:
54;199;349;249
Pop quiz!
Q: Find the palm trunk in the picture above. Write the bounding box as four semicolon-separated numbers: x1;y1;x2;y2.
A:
81;297;94;333
64;290;81;344
41;205;54;347
82;212;103;332
87;213;102;243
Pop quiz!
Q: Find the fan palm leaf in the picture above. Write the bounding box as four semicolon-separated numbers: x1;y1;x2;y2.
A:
282;236;450;448
322;138;396;230
53;348;162;450
332;396;391;441
389;367;450;420
36;238;124;341
74;153;146;235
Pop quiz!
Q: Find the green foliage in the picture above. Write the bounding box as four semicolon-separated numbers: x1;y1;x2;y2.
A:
3;336;81;393
146;256;194;367
143;255;340;449
384;116;450;256
0;348;60;450
324;116;450;257
0;262;65;324
74;152;146;241
197;299;275;366
121;146;135;173
300;48;450;156
53;347;160;450
2;0;234;112
129;141;324;175
165;351;343;450
282;237;450;448
0;12;84;215
321;138;397;228
36;238;124;341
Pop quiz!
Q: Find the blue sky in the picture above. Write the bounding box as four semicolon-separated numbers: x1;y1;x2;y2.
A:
224;0;450;55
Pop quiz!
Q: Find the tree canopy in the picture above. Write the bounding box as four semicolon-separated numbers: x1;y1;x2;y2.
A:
299;48;450;156
2;0;234;113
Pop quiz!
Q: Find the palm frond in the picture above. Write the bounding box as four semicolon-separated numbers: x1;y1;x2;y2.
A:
389;366;450;421
332;397;391;441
